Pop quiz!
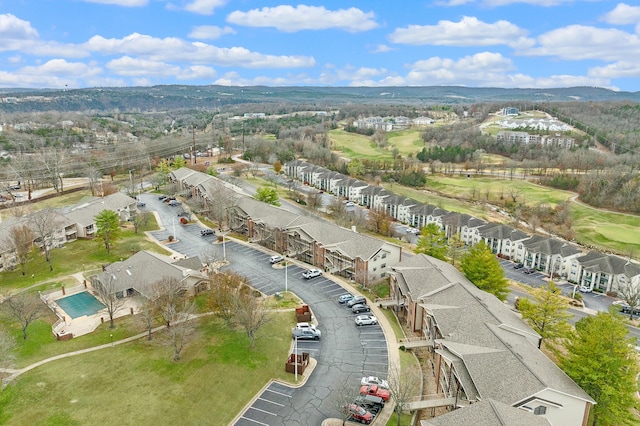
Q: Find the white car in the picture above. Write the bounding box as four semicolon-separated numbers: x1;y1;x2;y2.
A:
269;255;284;264
406;227;420;234
344;201;356;208
579;285;592;293
361;376;389;389
355;315;378;326
302;268;322;279
294;322;316;331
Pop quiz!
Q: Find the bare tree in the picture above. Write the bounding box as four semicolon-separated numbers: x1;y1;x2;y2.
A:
29;209;60;272
1;292;43;340
207;271;247;326
367;207;393;236
136;297;157;341
617;282;640;320
332;376;362;425
508;186;523;203
38;148;68;193
305;191;323;212
151;277;196;361
7;225;35;276
388;365;421;426
92;273;125;329
130;211;151;234
233;289;270;349
164;297;196;361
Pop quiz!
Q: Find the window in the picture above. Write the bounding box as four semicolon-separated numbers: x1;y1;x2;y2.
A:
533;406;547;415
381;264;386;269
382;253;387;259
373;267;377;272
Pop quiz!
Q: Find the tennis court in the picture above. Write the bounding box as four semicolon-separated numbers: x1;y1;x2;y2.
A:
55;291;106;319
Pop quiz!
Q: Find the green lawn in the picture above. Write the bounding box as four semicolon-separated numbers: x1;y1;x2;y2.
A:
0;313;294;425
387;130;424;155
330;129;394;161
0;216;164;292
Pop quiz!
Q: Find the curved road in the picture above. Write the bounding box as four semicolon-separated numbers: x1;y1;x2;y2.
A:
143;194;391;426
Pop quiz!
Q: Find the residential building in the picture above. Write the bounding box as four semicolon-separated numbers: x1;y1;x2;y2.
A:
63;192;137;238
388;254;595;426
515;236;582;278
568;251;640;293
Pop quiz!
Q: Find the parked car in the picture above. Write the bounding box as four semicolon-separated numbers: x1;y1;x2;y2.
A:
294;322;317;331
200;229;214;236
361;376;389;389
269;255;284;264
359;384;391;401
168;200;181;206
353;395;384;414
579;285;592;293
406;227;420;234
513;263;524;269
523;268;534;274
344;201;355;208
351;304;370;314
302;268;322;279
136;201;146;207
338;293;354;304
347;296;366;307
343;404;373;425
177;211;190;218
292;327;321;340
355;315;378;326
163;196;176;203
158;195;167;201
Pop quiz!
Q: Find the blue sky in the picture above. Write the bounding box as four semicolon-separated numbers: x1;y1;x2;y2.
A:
1;0;640;91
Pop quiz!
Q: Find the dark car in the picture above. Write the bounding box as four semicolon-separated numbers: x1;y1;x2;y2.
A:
158;195;167;201
136;202;146;207
351;304;370;314
523;268;534;274
513;263;524;269
200;229;214;236
347;296;366;307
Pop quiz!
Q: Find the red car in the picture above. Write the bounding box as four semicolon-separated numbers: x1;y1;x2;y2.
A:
359;384;391;401
343;404;373;424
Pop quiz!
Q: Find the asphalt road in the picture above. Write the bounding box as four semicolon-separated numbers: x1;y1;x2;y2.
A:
140;193;388;426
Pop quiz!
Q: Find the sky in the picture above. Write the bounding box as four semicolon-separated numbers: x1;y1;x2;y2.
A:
1;1;640;91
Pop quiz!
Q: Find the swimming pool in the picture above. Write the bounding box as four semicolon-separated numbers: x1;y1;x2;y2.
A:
55;291;106;319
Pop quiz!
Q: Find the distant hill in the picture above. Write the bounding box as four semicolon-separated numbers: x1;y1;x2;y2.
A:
0;85;638;114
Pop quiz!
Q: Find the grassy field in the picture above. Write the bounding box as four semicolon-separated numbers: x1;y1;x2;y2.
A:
329;128;425;162
0;313;295;426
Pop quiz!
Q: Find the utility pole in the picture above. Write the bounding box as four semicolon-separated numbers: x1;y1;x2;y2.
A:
192;126;197;165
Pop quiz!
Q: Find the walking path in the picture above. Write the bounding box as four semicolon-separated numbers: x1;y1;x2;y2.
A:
1;312;213;388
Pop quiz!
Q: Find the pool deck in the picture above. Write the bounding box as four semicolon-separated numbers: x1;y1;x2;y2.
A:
41;279;140;338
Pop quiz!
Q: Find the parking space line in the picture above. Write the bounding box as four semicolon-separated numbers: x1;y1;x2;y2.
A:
247;407;277;417
238;416;269;425
257;398;285;407
265;388;293;398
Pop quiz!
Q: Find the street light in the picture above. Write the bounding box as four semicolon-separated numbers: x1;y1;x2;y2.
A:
110;333;113;347
294;334;298;381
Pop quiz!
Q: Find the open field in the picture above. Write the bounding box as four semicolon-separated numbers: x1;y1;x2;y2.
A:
386;129;424;155
0;312;295;425
330;128;425;162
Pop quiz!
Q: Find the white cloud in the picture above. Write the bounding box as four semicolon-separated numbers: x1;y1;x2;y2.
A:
0;13;39;39
227;5;378;33
20;59;102;77
85;33;316;68
389;16;533;48
179;0;227;15
601;3;640;33
106;56;182;76
177;65;217;80
589;61;640;79
82;0;148;6
371;44;393;53
522;25;640;61
188;25;235;40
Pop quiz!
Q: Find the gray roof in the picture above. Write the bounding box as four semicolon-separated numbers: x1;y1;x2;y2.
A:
392;254;593;406
173;256;203;271
408;203;448;217
95;250;206;299
169;167;196;181
423;399;552;426
576;251;640;277
63;192;136;226
522;235;581;257
478;223;529;241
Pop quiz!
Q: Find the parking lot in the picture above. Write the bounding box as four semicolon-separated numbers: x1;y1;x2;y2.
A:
140;193;390;425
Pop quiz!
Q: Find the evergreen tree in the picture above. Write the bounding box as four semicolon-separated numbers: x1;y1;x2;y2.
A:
560;312;639;425
415;223;447;260
460;241;509;301
254;187;280;206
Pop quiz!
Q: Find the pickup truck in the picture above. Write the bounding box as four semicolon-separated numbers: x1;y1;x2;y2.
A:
359;384;391;401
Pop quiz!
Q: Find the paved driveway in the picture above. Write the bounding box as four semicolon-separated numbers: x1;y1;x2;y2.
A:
139;193;390;425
